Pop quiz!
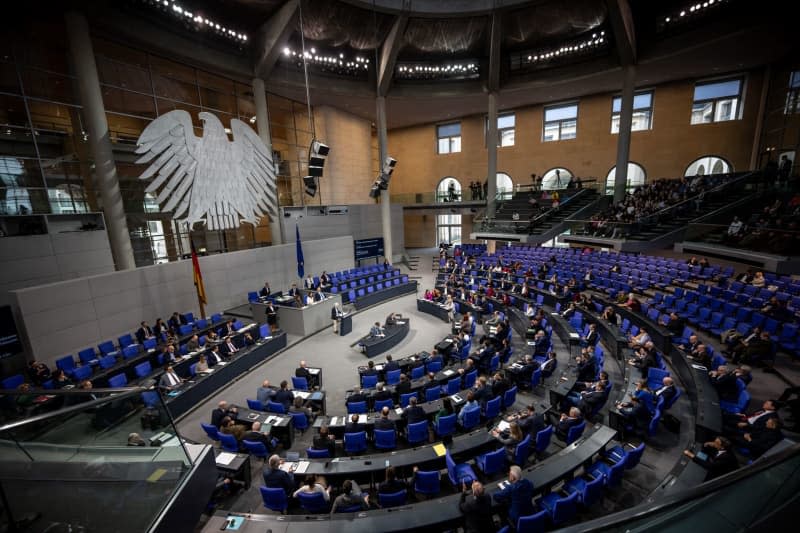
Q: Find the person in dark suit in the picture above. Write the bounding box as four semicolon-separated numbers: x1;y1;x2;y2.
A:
159;365;184;391
491;372;510;400
739;417;783;458
241;421;274;451
211;401;237;428
222;336;239;356
661;312;685;336
287;283;300;297
384;355;400;372
731;400;779;433
378;466;407;495
223;319;237;337
296;360;317;388
362;360;378;377
402;396;426;425
472;377;491;407
424;372;440;395
136;321;154;344
615;396;652;438
459;480;494;533
373;383;393;403
273;380;294;410
312;287;325;303
312;425;336;457
347;389;368;406
683;436;738;481
511;404;546;436
508;354;539;387
555;407;583;441
425;349;443;368
345;413;364;434
374;406;396;431
395;374;411;395
629;341;658;378
654;376;677;407
575;352;597;382
577;382;608;416
207;345;224;365
492;465;535;527
259;281;271;298
153;318;168;338
168;312;182;331
263;454;296;496
265;302;278;328
709;365;739;402
582;323;599;346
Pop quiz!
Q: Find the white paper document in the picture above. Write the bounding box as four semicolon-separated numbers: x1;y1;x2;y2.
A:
216;452;237;466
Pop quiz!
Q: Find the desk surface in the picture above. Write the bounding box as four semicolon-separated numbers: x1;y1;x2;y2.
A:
360;320;410;358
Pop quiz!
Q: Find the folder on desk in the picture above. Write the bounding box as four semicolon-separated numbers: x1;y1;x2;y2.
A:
295;461;310;474
357;415;368;423
451;394;463;403
309;392;323;400
432;443;447;457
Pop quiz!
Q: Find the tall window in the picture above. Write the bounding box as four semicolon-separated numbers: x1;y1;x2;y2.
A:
486;113;515;147
437;123;461;154
691;78;743;124
605;163;646;195
685;156;732;177
541;168;573;190
437;214;462;246
543;103;578;142
496;172;514;199
611;91;654;133
785;71;800;115
436;177;462;203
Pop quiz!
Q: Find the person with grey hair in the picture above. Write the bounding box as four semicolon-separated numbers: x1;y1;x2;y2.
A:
459;479;493;533
262;454;295;497
492;465;534;527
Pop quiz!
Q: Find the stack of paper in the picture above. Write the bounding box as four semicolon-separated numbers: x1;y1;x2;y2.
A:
497;420;510;432
216;452;237;466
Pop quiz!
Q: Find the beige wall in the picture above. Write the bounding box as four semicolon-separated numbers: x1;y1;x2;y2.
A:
314;105;376;205
388;71;764;195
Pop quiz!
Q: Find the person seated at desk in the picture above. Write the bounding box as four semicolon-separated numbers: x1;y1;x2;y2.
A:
331;480;369;513
683;436;738;481
386;312;402;326
222;336;239;356
554;407;584;441
374;406;396;431
274;380;294;410
313;425;336;457
242;421;276;451
530;331;549;357
206;329;220;343
211;401;238;428
582;323;600;346
347;388;368;406
739;417;783;458
206;345;224;366
219;416;247;443
425;348;444;369
287;283;300;298
186;334;200;352
294;474;331;504
293;293;304;308
259;281;271;298
733;331;774;366
726;325;761;358
345;413;365;434
379;466;407;495
384;354;399;372
614;396;651;438
687;344;712;368
222;318;238;337
161;344;179;364
473;376;492;407
491;371;510;400
168;312;182;331
362;360;378;378
319;271;332;289
601;306;618;325
424;372;441;394
570;382;608;416
159;365;184;391
372;383;392;404
491;421;524;463
654;376;677;405
661;311;685;336
312;287;325;303
370;322;386;337
507;354;539;386
263;454;296;497
709;365;740;402
153;318;168;338
623;293;641;312
492;465;535;528
136;321;155;344
469;337;494;370
289;396;315;423
51;369;73;389
435;397;456;424
304;274;316;290
395;374;412;395
402;396;427;426
575;350;597;382
629;341;658;378
296;360;318;389
509;404;546;436
458;391;481;426
677;334;701;354
628;328;650;349
27;360;51;385
727;400;779;435
561;302;577;320
195;354;210;373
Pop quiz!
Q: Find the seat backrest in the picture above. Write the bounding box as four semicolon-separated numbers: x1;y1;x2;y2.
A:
462;406;480;429
400;392;417;407
482;448;506;474
135;361;152;378
72;365;92;381
219;433;238;452
242;439;268;458
517;510;548;532
78;348;96;363
504;386;517;409
344;431;367;452
247;398;264;411
361;374;378;389
625;442;646;469
378;490;407;508
347;401;367;414
2;374;24;390
307;447;330;458
56;355;76;372
535;425;553;453
414;470;440;495
552;490;579;524
581;474;605;506
484;396;501;418
98;340;115;355
425;387;441;402
407;420;428;443
436;413;457;435
267;401;286;414
411;365;424;380
201;422;220;441
464;370;478;389
373;429;396;449
108;373;127;388
290;411;309;430
514;434;531;466
446;377;461;395
566;420;586;444
374;398;393;412
261;486;288;512
386;369;401;385
297;491;328;513
99;354;116;369
292;376;309;391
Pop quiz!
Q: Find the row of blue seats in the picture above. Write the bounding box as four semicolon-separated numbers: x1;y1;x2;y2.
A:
340;276;411;303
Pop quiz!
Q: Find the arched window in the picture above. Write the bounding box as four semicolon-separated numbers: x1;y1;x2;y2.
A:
540;167;574;190
436;177;462;202
605;162;646;195
685;156;733;177
496;172;513;200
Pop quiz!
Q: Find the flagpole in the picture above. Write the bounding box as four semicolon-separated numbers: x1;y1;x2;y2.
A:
196;286;206;320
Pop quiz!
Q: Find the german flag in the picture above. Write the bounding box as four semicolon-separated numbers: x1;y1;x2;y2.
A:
191;240;207;305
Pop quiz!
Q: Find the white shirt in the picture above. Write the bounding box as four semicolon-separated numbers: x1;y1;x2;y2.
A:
748;410;773;425
166;372;179;386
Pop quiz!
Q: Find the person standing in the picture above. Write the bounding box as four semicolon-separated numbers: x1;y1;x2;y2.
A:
331;302;344;334
459;480;494;533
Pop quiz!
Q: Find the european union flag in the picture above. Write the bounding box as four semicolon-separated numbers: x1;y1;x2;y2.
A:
296;224;304;279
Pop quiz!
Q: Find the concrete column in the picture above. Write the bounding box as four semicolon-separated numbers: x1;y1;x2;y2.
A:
65;11;135;270
486;92;498;218
613;66;636;203
253;77;283;245
376;96;393;262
